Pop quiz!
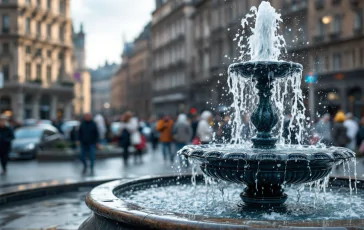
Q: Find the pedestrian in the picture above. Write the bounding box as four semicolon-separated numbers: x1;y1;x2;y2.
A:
173;113;192;166
332;111;350;147
149;116;160;152
0;116;14;175
196;111;213;144
52;116;64;134
190;114;199;141
356;116;364;155
94;114;107;145
119;112;141;165
156;114;174;163
78;113;99;173
344;113;359;151
70;125;78;150
218;115;232;143
314;113;332;146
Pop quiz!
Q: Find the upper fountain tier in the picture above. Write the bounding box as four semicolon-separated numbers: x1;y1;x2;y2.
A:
229;61;303;80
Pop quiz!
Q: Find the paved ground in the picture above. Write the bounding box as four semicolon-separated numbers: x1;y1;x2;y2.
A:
0;145;190;187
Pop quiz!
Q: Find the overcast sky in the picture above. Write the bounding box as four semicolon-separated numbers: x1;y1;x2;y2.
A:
71;0;155;69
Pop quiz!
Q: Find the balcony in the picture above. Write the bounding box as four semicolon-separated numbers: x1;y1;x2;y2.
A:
313;35;325;43
353;27;363;36
315;0;325;10
329;32;341;41
282;0;308;16
332;0;341;5
2;28;10;34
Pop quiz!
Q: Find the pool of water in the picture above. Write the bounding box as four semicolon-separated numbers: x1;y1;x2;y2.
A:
118;183;364;221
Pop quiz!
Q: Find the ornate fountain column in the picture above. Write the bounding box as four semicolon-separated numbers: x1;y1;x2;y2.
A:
250;75;278;149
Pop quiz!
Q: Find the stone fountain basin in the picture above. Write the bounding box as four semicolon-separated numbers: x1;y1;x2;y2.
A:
179;145;355;186
80;175;364;230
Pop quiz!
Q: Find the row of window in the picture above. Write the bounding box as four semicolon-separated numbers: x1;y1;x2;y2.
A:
153;45;186;70
25;18;65;41
314;49;364;73
316;10;362;37
24;0;65;15
25;62;64;83
154;72;186;91
24;45;64;59
152;19;185;49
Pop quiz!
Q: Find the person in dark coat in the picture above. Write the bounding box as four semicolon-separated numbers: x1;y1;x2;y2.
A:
0;117;14;175
332;111;350;147
78;113;99;173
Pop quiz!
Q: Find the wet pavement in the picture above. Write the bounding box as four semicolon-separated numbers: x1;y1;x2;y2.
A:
0;187;92;229
1;145;189;187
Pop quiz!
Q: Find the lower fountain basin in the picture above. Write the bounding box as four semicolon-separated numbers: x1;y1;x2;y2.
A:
80;175;364;229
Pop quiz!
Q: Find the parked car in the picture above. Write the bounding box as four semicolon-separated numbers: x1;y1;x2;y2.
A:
10;125;64;160
61;120;80;140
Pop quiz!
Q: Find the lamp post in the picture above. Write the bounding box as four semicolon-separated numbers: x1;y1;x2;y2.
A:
305;72;318;119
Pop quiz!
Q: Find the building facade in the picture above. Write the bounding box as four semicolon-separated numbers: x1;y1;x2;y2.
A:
151;0;195;115
110;42;133;116
90;62;118;116
128;23;152;120
0;0;74;121
73;23;91;116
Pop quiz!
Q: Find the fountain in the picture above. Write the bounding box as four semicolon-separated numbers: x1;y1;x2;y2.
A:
78;2;362;229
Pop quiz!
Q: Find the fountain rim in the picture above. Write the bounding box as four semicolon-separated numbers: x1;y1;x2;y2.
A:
85;174;364;229
228;60;303;79
178;144;356;163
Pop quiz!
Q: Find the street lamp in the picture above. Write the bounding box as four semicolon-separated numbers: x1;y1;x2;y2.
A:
322;16;332;25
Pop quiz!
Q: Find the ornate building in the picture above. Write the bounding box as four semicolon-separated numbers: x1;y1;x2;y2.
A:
128;23;152;119
0;0;74;121
151;0;195;115
73;23;91;116
90;61;118;116
111;42;133;116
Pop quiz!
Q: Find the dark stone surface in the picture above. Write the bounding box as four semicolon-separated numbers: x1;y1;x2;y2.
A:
180;145;355;207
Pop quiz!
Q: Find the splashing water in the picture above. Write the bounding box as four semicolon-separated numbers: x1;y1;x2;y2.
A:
228;1;305;145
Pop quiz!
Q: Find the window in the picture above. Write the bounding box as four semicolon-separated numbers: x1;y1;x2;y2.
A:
2;15;10;33
3;65;9;81
47;0;51;9
37;0;41;7
36;64;41;80
26;46;31;54
47;24;51;38
2;0;9;3
46;65;51;82
3;43;9;54
59;0;64;14
35;48;42;57
58;52;63;60
47;50;52;58
333;53;342;71
25;63;31;80
354;10;363;31
26;18;31;34
333;15;342;34
26;0;31;5
317;19;325;36
59;26;64;41
315;56;324;72
36;21;41;37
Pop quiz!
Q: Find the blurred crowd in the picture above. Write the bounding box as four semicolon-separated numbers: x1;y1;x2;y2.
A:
0;108;364;176
312;111;364;154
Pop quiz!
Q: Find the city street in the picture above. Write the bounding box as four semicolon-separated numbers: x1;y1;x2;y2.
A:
0;146;189;187
1;146;364;187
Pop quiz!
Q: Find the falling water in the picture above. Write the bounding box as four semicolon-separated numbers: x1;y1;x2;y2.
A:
228;1;306;145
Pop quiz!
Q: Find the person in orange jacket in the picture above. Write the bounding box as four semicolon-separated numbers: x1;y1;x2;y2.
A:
156;115;174;163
